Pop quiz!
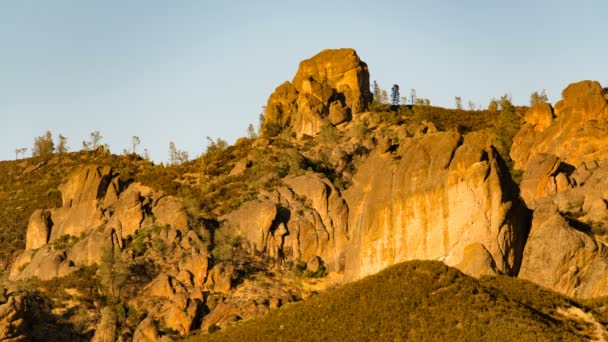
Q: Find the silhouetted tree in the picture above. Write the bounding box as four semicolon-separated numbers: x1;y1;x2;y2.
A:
391;84;400;107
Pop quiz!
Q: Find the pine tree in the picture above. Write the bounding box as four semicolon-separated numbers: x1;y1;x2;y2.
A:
247;123;257;139
131;136;140;154
372;80;381;102
57;134;68;154
391;84;400;107
494;94;520;162
98;247;129;302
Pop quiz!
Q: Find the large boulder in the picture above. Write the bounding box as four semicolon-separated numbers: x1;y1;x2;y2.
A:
343;131;530;281
523;102;554;130
519;153;573;208
262;48;372;137
518;203;608;298
225;200;278;255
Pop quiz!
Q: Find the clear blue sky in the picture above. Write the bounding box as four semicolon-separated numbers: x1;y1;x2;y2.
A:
1;1;606;162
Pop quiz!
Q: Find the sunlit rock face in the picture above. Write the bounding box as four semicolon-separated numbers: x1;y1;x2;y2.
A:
263;48;372;137
343;131;530;282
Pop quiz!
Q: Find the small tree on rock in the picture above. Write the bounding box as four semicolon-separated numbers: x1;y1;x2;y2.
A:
530;90;549;106
98;246;129;303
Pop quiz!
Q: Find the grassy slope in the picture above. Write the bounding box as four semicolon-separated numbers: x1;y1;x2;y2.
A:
190;261;603;342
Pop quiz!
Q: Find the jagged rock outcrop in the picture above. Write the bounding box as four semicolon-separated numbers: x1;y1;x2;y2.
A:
508;81;608;298
10;165;189;280
343;131;530;281
518;203;608;298
225;172;349;272
511;80;608;170
262;48;372;137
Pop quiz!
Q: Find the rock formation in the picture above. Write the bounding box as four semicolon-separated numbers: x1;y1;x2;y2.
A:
262;48;372;137
508;80;608;298
10;165;189;279
343;131;530;281
511;80;608;170
8;49;608;339
225;172;349;272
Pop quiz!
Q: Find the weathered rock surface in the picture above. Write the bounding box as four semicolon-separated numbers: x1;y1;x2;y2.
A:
343;131;530;281
507;81;608;298
225;172;349;272
133;317;159;342
519;153;573;208
511;80;608;170
518;203;608;298
262;48;372;137
25;209;51;250
12;246;74;280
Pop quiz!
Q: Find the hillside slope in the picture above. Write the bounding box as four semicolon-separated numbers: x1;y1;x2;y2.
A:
190;260;607;341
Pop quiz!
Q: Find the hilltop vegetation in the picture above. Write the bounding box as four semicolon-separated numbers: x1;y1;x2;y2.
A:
190;260;607;341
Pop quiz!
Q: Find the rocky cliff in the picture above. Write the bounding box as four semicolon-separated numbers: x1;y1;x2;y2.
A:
343;131;529;281
504;80;608;298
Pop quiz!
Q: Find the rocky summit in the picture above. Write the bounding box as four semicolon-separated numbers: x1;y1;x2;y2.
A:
262;48;372;137
2;49;608;341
